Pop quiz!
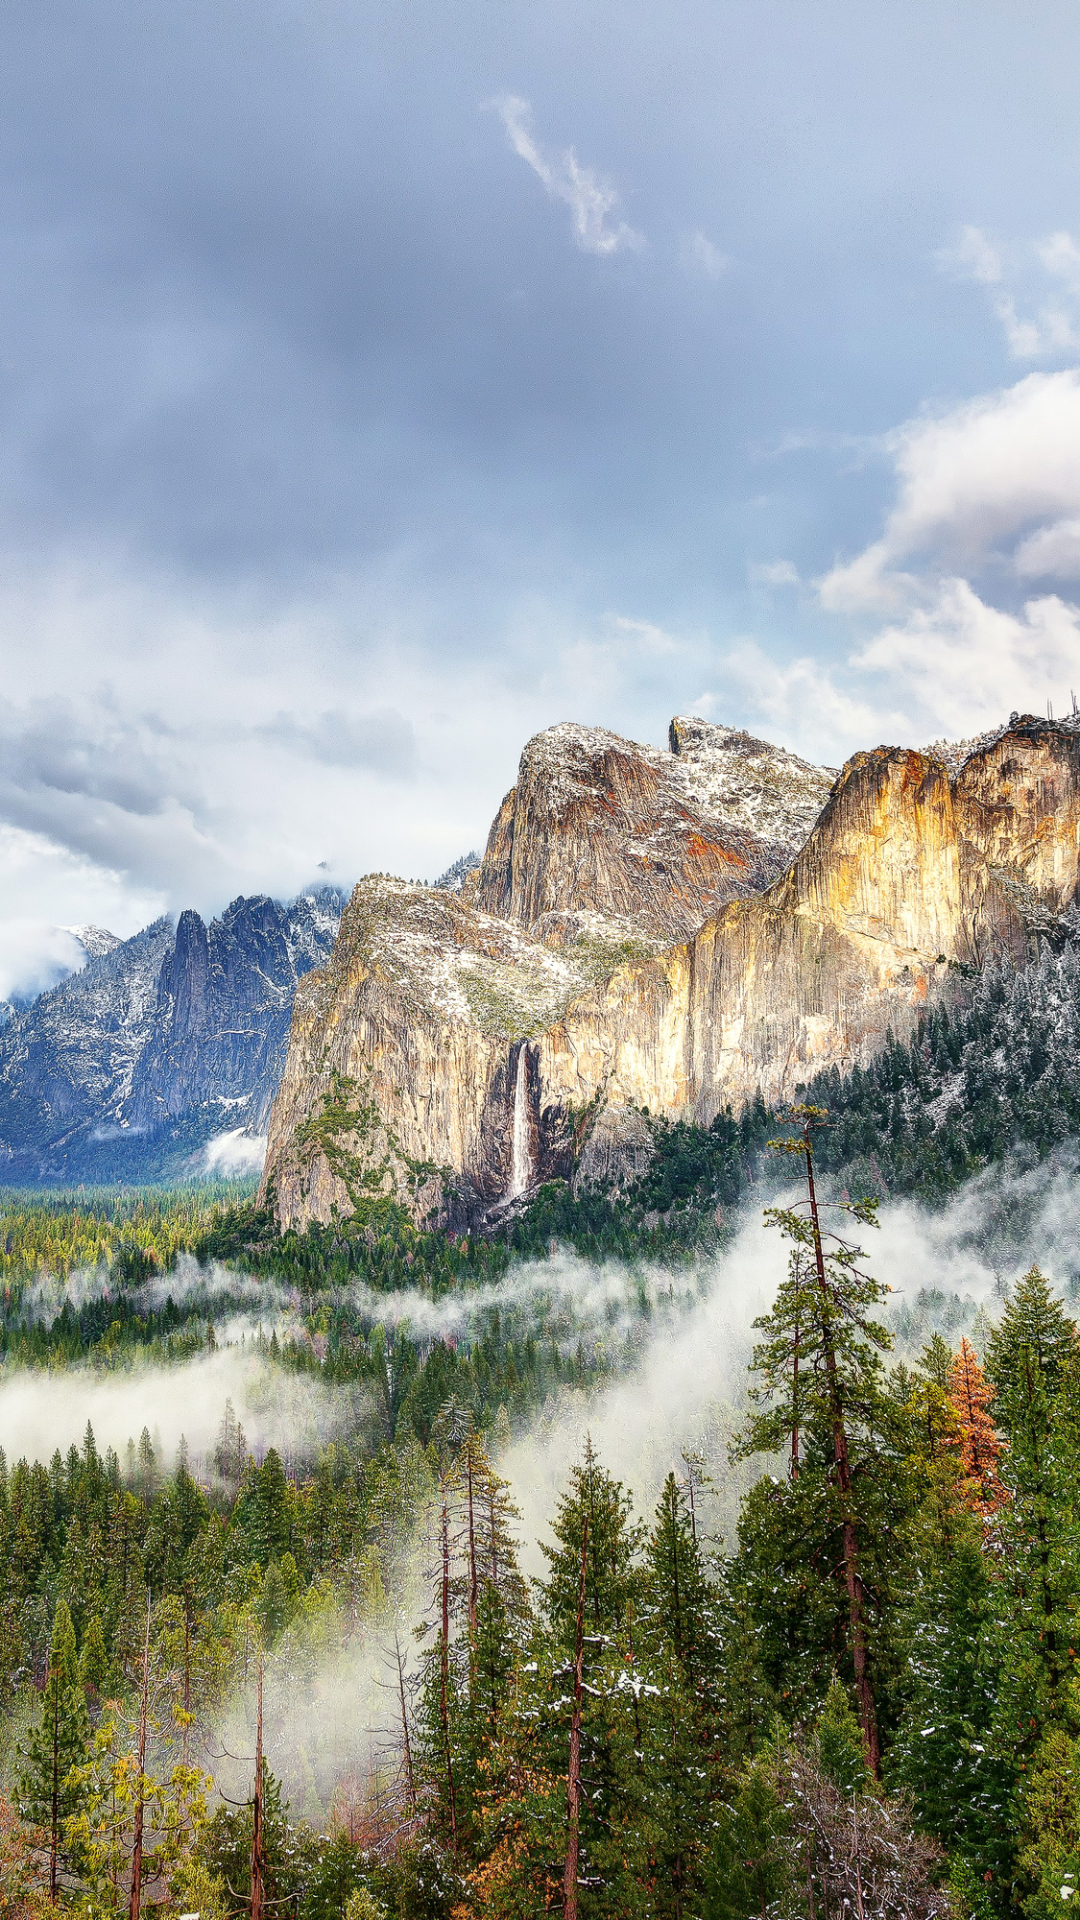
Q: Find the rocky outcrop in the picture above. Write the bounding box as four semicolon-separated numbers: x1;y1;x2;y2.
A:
129;891;343;1133
0;888;344;1182
473;717;833;948
262;716;1080;1231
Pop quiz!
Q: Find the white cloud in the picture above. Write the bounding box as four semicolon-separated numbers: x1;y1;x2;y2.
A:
0;821;164;998
202;1128;267;1177
820;369;1080;609
748;559;799;588
611;613;680;655
1039;230;1080;292
936;225;1080;360
808;365;1080;743
1015;517;1080;580
682;229;729;280
935;223;1003;286
691;637;896;765
493;95;644;257
853;580;1080;736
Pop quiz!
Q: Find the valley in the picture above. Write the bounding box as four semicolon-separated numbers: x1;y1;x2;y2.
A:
0;705;1077;1918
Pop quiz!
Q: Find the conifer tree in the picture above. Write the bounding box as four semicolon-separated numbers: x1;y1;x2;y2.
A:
18;1597;90;1902
990;1332;1080;1773
641;1472;724;1918
490;1442;652;1920
986;1266;1077;1418
738;1105;903;1773
889;1340;1014;1892
948;1337;1006;1518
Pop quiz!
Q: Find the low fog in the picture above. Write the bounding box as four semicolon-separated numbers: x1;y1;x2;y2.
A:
7;1149;1079;1811
5;1146;1080;1502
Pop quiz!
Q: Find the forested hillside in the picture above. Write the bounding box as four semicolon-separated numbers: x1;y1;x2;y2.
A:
0;1093;1075;1917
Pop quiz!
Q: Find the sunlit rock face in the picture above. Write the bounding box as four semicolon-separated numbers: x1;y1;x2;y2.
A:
262;715;1080;1230
473;717;834;948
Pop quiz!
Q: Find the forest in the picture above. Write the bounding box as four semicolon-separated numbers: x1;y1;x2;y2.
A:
0;944;1079;1916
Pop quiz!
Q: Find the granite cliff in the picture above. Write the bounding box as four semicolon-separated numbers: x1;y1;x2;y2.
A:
0;887;344;1182
262;715;1080;1230
472;717;834;947
263;715;1078;1229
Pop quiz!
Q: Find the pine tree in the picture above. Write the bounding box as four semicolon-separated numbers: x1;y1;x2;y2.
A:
889;1344;1014;1895
491;1442;652;1920
18;1597;90;1901
641;1472;724;1918
737;1105;907;1773
989;1337;1080;1781
986;1267;1077;1419
948;1338;1006;1519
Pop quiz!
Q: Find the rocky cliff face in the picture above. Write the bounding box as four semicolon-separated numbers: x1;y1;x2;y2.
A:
473;717;833;948
129;890;343;1134
0;888;344;1182
262;715;1080;1232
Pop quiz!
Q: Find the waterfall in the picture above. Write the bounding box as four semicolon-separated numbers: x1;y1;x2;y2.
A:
508;1046;532;1197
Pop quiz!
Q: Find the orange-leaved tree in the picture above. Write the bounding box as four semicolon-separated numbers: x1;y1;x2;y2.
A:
947;1338;1006;1521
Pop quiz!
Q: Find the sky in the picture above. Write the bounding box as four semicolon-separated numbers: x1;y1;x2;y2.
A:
2;0;1080;993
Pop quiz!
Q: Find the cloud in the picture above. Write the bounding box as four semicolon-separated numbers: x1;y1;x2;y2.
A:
935;224;1003;286
1039;230;1080;291
202;1129;267;1177
748;559;799;588
936;225;1080;360
853;580;1080;736
802;366;1080;741
0;1347;356;1471
690;637;894;764
820;370;1080;610
0;820;164;998
256;707;417;777
1015;517;1080;580
682;229;729;279
492;95;644;256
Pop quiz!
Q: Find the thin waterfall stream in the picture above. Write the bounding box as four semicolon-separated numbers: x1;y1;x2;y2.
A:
508;1047;532;1197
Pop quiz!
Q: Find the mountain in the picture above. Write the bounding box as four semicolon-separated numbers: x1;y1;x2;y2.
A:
64;924;123;961
0;923;125;1029
0;887;345;1183
471;716;833;947
261;713;1080;1231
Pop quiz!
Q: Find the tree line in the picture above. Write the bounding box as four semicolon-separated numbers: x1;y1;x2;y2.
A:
3;1110;1080;1915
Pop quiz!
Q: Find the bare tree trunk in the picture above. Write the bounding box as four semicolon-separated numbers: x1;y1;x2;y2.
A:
182;1584;193;1769
803;1125;879;1775
393;1630;416;1813
681;1452;698;1545
563;1518;589;1920
488;1480;499;1587
791;1282;801;1479
49;1660;60;1904
466;1444;478;1634
852;1793;866;1920
129;1593;151;1920
250;1652;264;1920
440;1494;457;1851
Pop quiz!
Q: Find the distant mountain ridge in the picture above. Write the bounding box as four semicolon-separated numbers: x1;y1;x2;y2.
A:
0;887;345;1183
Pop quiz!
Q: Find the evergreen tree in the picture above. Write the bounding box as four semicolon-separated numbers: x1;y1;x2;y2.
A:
736;1105;909;1772
986;1267;1077;1420
480;1444;652;1920
988;1339;1080;1798
889;1354;1014;1897
17;1598;90;1901
640;1472;724;1918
